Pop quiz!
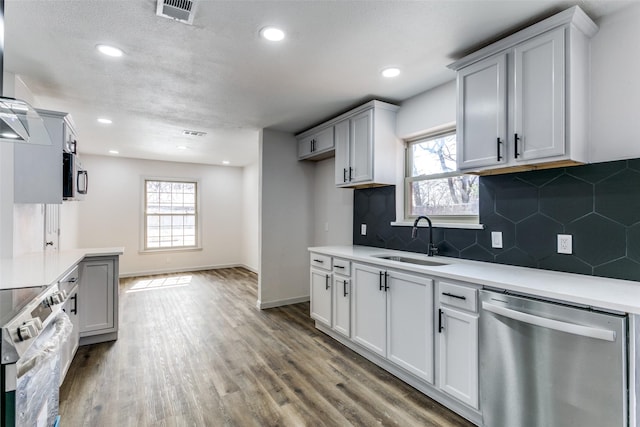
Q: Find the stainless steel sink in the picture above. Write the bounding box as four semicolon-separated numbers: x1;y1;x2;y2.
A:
372;255;448;267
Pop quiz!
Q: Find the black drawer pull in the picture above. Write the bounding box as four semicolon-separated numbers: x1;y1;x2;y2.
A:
335;265;345;269
442;292;466;300
313;259;324;263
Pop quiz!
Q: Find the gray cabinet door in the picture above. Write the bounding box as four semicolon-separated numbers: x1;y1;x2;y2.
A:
79;258;115;335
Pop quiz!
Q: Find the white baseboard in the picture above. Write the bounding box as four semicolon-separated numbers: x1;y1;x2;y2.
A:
119;263;255;278
256;295;310;310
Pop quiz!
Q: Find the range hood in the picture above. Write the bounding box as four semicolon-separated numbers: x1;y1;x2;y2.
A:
0;0;52;145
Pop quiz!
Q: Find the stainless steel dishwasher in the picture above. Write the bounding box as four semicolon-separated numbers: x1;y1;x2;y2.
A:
480;289;627;427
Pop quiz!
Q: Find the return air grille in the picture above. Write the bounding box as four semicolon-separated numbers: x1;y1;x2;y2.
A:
156;0;197;25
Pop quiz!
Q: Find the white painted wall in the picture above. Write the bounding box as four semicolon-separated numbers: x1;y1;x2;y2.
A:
60;202;80;250
258;129;314;308
589;3;640;163
77;154;244;276
312;158;353;246
13;204;44;256
396;80;456;140
241;161;259;272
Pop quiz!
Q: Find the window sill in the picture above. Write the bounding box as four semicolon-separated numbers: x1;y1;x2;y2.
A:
139;247;203;255
391;221;484;230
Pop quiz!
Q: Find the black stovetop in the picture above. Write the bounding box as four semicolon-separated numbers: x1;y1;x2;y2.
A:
0;286;46;326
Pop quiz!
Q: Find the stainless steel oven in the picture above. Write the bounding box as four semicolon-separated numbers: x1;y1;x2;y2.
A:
1;285;71;427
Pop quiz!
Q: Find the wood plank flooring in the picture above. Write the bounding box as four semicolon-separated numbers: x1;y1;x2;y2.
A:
59;268;475;427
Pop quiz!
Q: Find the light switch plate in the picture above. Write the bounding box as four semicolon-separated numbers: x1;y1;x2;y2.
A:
491;232;503;248
557;234;572;254
361;224;367;236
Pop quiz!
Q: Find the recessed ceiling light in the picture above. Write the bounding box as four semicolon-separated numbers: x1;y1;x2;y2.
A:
96;44;124;57
1;132;19;139
97;118;113;124
381;67;401;78
260;27;285;42
222;160;230;165
108;150;119;154
176;145;187;150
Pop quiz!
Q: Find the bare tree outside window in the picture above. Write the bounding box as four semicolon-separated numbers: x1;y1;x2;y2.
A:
406;132;479;218
145;179;198;249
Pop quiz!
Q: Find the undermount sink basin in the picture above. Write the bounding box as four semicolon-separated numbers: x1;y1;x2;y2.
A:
373;255;448;267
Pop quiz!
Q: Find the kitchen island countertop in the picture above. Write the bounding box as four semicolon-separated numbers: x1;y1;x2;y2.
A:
0;247;124;290
309;245;640;315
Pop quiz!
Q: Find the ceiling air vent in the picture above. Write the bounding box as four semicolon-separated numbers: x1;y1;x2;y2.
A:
183;130;207;137
156;0;197;25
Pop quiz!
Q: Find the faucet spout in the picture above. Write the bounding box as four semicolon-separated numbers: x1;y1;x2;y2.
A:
412;216;439;257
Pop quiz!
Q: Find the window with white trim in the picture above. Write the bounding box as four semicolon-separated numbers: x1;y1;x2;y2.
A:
144;179;198;250
406;130;479;221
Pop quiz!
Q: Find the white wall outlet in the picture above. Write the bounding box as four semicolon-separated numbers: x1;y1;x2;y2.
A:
491;231;503;248
361;224;367;236
557;234;573;254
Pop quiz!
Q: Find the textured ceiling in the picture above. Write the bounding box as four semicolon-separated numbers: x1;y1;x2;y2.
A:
3;0;635;166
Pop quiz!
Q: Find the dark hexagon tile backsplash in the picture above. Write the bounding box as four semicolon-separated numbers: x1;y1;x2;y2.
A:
352;158;640;282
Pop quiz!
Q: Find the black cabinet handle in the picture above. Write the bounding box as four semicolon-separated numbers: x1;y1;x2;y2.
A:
349;167;353;181
442;292;466;300
497;137;503;161
325;274;330;290
438;309;444;333
379;271;383;291
313;259;324;263
335;265;345;269
343;280;348;297
384;272;389;292
71;294;78;315
343;168;347;183
514;133;520;158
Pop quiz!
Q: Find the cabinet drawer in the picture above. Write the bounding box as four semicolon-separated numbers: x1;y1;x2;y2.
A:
310;253;332;271
439;282;477;312
333;258;351;276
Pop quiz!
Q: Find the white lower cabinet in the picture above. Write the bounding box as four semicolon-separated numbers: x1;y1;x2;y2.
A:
79;256;119;344
351;263;434;383
437;281;479;409
60;287;79;385
332;258;351;338
310;268;332;327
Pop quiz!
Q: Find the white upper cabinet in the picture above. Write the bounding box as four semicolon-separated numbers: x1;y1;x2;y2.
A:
297;100;400;187
297;125;335;160
450;6;598;174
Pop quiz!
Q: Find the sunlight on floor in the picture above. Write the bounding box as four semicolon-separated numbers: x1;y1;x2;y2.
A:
127;275;193;293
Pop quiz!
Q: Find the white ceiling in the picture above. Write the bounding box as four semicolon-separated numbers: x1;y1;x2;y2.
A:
3;0;635;167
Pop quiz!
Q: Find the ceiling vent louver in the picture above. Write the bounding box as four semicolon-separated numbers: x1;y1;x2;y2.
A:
156;0;197;25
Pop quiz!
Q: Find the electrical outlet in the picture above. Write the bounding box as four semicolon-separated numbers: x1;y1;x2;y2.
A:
491;232;503;248
557;234;572;254
361;224;367;236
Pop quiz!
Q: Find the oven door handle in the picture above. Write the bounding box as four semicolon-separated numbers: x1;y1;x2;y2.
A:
481;301;616;342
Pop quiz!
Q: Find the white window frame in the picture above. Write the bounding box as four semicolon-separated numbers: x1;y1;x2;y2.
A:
139;177;202;253
404;129;480;225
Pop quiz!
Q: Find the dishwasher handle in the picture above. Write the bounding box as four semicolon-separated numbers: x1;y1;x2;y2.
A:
481;301;616;342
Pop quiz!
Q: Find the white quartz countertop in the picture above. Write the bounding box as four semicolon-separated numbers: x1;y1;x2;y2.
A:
309;245;640;315
0;247;124;290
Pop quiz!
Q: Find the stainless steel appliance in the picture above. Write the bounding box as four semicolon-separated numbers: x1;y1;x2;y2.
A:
1;285;71;427
62;152;88;201
480;289;627;427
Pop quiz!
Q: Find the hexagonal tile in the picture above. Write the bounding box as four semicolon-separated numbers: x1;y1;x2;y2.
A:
540;174;593;223
538;254;592;275
444;229;476;251
627;224;640;264
460;244;494;262
518;168;564;187
477;212;516;253
566;214;626;266
594;258;640;281
568;160;626;183
515;214;563;260
595;168;640;226
369;191;389;216
436;241;460;258
495;247;537;268
495;178;538;222
478;179;496;219
629;159;640;172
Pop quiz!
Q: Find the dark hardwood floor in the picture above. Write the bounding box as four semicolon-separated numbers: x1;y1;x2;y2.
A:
59;268;475;426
